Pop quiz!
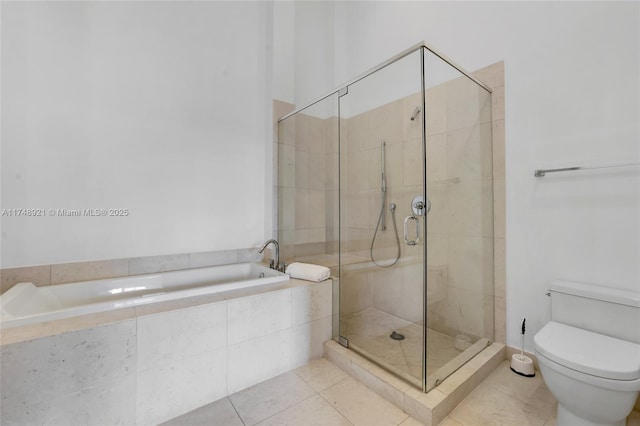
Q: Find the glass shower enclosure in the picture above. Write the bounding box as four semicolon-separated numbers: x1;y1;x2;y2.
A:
277;42;494;393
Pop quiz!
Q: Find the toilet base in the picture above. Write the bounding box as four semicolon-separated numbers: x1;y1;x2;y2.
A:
557;405;625;426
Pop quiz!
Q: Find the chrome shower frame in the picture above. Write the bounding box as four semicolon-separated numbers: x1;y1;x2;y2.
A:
278;40;491;123
277;41;494;394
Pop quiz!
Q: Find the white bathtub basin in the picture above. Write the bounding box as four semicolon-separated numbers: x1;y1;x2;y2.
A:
1;262;288;328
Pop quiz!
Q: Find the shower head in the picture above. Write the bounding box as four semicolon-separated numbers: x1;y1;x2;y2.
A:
410;106;421;121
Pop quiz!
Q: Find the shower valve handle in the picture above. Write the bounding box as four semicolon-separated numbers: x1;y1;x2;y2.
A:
411;195;430;216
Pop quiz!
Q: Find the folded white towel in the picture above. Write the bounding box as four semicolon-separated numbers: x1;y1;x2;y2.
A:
285;262;331;282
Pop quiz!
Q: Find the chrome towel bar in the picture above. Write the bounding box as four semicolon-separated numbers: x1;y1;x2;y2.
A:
534;162;640;177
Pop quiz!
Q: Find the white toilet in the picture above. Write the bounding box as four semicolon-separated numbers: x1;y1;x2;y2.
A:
534;280;640;426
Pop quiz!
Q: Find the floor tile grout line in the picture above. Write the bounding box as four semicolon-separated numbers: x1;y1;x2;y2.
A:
395;412;411;426
293;360;351;393
230;372;319;426
474;378;544;407
447;410;466;426
447;372;556;426
307;361;358;417
317;377;410;426
316;390;356;426
251;393;321;426
228;396;247;426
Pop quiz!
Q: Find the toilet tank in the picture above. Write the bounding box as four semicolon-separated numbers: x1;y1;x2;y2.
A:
549;280;640;344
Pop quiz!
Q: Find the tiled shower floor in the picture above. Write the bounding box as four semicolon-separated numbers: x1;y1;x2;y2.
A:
340;308;462;384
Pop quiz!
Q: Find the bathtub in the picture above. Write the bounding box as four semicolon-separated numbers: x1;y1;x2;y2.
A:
1;262;288;328
1;262;332;425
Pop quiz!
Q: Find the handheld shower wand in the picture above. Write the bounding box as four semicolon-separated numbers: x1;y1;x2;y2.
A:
370;140;401;268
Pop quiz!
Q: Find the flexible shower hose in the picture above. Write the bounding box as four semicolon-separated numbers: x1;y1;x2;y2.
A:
370;192;401;268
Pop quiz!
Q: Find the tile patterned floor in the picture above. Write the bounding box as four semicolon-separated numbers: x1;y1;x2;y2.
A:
442;360;640;426
163;357;640;426
162;358;420;426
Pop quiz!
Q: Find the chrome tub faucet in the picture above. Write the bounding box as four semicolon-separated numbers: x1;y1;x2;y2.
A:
258;239;285;272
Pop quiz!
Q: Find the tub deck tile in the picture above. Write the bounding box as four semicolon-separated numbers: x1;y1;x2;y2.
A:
0;307;137;346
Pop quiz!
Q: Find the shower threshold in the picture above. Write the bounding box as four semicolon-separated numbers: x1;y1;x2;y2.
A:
324;339;505;425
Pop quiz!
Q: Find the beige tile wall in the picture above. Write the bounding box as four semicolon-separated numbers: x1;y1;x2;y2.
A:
339;94;426;324
426;62;505;343
424;69;492;341
276;99;339;263
475;62;506;344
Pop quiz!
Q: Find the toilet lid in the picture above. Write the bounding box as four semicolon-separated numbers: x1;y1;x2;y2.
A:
534;322;640;380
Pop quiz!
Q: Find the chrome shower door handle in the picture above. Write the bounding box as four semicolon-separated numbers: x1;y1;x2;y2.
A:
403;215;420;246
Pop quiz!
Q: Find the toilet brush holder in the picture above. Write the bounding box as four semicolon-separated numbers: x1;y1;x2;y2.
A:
510;354;535;377
511;317;535;377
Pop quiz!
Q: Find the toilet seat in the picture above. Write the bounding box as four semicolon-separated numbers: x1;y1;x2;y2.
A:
537;350;640;392
534;321;640;381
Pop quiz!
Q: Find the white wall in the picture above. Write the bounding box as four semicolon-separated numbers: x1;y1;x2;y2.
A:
1;1;273;267
273;1;295;105
303;1;639;351
293;1;335;113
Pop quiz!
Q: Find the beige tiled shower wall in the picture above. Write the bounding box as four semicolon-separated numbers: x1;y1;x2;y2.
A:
422;64;500;343
273;60;505;345
275;101;340;264
337;62;504;343
475;62;506;345
340;95;426;323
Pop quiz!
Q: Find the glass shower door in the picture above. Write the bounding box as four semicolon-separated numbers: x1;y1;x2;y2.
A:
338;50;426;389
422;49;494;391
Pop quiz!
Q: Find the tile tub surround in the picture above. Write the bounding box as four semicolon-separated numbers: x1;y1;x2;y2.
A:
0;247;262;294
324;339;506;426
1;278;333;425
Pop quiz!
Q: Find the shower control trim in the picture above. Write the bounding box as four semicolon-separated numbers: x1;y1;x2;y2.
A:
411;195;430;216
403;195;430;246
